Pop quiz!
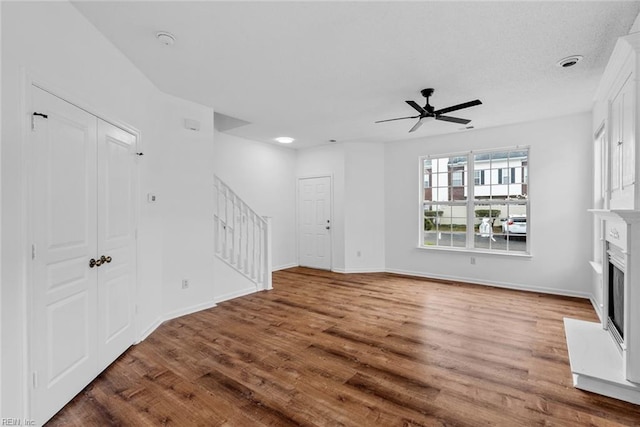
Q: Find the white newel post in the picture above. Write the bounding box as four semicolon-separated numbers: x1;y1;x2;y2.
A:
263;216;273;290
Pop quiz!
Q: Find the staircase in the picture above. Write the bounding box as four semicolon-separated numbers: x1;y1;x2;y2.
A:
213;176;272;291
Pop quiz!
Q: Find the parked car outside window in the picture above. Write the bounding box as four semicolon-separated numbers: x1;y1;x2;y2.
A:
501;215;526;238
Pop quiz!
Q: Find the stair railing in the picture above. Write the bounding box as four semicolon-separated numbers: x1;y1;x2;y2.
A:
213;175;272;290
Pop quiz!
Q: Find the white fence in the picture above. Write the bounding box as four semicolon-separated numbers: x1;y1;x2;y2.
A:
214;176;272;290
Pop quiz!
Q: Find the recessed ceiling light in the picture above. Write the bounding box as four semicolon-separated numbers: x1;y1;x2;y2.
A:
275;136;294;144
156;31;176;46
556;55;583;68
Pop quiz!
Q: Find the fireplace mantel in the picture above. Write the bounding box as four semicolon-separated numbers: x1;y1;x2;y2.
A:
589;209;640;223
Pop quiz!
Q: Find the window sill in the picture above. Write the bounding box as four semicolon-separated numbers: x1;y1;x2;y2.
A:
416;245;532;259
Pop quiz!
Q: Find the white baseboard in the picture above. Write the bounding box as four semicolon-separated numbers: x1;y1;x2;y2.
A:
384;267;592;300
163;300;218;323
137;317;163;343
273;262;298;271
216;286;259;303
332;267;386;274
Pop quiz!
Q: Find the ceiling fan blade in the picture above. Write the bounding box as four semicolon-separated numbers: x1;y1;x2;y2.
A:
436;115;471;125
375;115;420;123
406;100;427;114
434;99;482;115
408;119;424;133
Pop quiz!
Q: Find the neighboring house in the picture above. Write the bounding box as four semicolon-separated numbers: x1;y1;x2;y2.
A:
423;151;528;202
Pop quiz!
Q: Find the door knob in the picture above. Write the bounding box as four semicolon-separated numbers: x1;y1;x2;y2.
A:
89;258;97;268
326;226;331;230
101;255;112;263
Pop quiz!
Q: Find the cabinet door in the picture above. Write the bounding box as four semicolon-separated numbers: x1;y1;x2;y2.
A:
610;90;622;192
621;79;635;188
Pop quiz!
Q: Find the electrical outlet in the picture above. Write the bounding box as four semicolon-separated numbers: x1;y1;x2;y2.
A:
182;279;189;289
470;257;476;265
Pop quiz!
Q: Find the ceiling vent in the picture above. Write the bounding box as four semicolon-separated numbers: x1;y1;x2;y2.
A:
556;55;583;68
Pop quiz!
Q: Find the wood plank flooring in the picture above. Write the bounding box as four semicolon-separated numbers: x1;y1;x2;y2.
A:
47;268;640;426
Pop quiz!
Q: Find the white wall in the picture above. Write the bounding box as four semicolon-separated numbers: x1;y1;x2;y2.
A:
158;96;216;319
343;142;385;272
296;143;346;271
0;1;216;418
212;131;297;299
384;113;593;297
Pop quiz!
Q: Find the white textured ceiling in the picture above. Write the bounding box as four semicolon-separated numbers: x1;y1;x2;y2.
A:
73;1;640;149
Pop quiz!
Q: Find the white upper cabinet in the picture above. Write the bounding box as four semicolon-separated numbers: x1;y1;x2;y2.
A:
595;33;640;210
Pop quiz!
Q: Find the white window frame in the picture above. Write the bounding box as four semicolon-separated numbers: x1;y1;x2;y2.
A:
419;147;530;256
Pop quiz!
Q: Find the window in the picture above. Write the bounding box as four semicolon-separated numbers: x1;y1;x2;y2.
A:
452;170;464;186
421;148;529;254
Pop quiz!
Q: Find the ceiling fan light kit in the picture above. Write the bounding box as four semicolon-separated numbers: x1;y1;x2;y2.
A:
375;88;482;133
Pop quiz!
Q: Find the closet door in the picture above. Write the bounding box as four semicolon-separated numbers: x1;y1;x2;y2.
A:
31;87;99;424
96;120;137;370
30;88;138;424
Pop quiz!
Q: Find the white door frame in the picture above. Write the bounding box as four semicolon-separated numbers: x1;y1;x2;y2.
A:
23;74;141;420
296;174;333;270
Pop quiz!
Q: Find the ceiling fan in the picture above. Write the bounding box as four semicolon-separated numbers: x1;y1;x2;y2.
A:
375;88;482;133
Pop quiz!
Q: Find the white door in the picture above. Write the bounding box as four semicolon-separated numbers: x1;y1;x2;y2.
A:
31;88;100;424
96;120;137;371
30;88;137;424
298;176;332;270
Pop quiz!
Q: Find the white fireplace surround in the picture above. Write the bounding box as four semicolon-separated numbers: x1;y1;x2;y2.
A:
565;209;640;404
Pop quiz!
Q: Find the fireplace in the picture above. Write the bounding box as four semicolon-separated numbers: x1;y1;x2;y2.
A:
564;209;640;405
607;244;625;347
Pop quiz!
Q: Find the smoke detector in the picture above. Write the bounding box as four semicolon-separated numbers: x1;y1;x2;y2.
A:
156;31;176;46
556;55;583;68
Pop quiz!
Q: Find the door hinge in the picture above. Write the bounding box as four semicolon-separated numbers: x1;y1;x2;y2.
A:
31;244;36;260
31;112;48;131
32;371;38;388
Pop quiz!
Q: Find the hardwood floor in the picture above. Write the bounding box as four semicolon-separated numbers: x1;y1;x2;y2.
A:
48;268;640;426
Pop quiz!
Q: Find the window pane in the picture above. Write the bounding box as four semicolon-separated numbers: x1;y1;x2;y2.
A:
474;149;528;201
423;204;466;248
423;159;432;188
